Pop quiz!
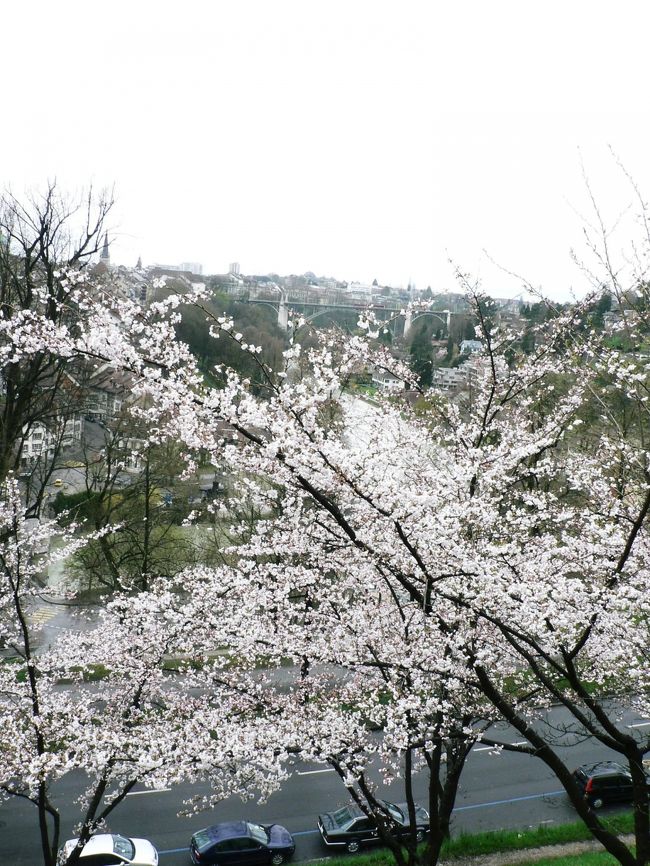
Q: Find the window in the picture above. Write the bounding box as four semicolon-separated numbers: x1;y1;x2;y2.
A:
351;818;374;832
213;840;233;853
598;775;624;789
332;807;354;827
234;838;261;850
80;856;122;866
247;823;269;845
112;836;135;859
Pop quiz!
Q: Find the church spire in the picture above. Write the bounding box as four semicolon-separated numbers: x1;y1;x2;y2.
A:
100;233;110;266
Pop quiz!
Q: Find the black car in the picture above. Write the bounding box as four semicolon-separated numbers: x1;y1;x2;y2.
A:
572;761;636;808
190;821;295;866
317;800;429;854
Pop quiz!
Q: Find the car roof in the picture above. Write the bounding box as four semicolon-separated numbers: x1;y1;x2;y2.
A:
581;762;629;776
322;801;402;823
71;834;123;854
201;822;251;841
323;805;364;820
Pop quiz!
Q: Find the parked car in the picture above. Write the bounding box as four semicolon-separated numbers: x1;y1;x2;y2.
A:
61;833;158;866
190;821;295;866
317;800;430;854
572;761;638;808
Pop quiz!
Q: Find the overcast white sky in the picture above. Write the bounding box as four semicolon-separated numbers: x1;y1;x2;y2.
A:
3;0;650;299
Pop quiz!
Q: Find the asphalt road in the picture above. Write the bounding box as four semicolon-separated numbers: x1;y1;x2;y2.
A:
2;705;648;866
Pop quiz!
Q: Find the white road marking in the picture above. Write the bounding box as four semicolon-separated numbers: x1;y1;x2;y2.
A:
125;788;171;796
28;607;58;624
627;721;650;728
473;740;528;753
297;768;336;776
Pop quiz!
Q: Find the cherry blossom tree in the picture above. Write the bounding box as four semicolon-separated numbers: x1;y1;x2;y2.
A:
0;476;291;866
0;189;288;866
123;251;650;866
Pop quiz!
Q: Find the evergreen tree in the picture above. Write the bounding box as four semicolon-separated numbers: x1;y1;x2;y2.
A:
409;322;434;387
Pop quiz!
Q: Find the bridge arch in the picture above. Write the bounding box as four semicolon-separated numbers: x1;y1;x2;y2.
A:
403;309;450;339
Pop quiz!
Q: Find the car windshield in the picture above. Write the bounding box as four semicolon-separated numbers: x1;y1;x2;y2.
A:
112;836;136;859
384;803;404;822
332;807;354;827
247;823;269;845
192;831;213;853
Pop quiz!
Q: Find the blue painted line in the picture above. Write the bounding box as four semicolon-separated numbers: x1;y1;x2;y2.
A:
454;790;565;811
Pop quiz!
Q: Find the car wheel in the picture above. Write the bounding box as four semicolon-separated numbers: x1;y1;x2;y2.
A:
415;829;425;844
270;854;285;866
346;840;362;854
591;797;604;809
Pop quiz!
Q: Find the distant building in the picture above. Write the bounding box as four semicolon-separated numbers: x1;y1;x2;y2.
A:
148;267;205;295
372;368;406;392
460;339;483;355
83;365;131;423
212;271;246;296
153;262;203;276
229;262;241;275
102;265;149;305
180;262;203;274
345;282;373;303
494;297;523;313
604;309;640;329
431;367;469;391
20;416;84;469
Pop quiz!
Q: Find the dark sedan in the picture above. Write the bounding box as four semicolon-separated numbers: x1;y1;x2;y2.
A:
317;800;429;854
190;821;295;866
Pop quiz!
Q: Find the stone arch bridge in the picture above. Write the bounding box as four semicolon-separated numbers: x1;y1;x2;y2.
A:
245;293;453;338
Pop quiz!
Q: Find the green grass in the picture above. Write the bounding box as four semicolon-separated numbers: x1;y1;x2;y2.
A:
67;663;110;683
437;813;632;860
348;383;379;397
161;656;207;673
2;656;27;682
7;650;292;684
332;851;398;866
2;658;111;684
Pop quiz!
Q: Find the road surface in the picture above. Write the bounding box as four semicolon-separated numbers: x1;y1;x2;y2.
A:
1;705;647;865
